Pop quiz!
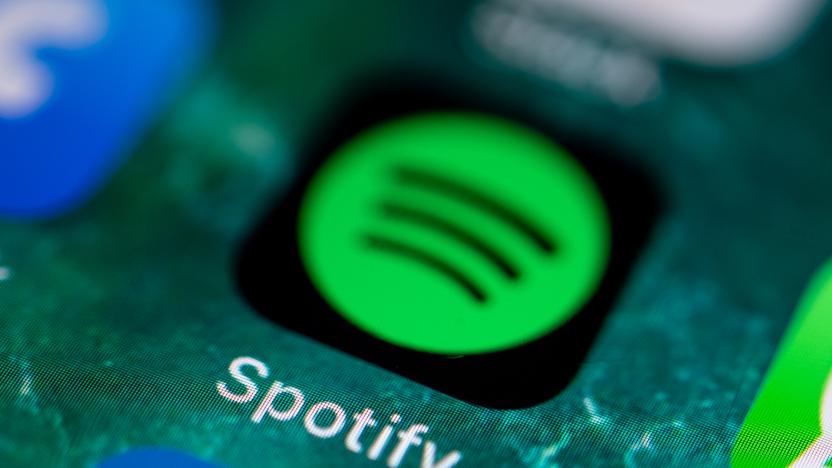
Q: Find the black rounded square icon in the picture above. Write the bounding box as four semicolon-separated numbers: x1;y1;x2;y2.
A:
236;78;658;408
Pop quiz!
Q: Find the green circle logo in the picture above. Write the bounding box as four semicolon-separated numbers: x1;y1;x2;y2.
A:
298;112;611;355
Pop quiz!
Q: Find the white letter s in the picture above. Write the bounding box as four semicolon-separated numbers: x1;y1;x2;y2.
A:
217;356;269;404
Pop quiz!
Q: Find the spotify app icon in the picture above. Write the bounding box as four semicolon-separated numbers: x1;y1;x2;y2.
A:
299;113;609;355
238;87;655;407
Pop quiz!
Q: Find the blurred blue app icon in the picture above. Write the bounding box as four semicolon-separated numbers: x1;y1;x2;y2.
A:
99;448;220;468
0;0;212;218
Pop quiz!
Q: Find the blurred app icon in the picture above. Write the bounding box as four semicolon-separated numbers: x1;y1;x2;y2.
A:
99;448;220;468
0;0;211;218
733;260;832;467
792;373;832;467
508;0;825;64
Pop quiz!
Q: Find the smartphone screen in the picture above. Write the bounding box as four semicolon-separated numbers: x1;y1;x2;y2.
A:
2;1;832;466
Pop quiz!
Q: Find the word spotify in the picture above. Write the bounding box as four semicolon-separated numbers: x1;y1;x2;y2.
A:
217;356;463;467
